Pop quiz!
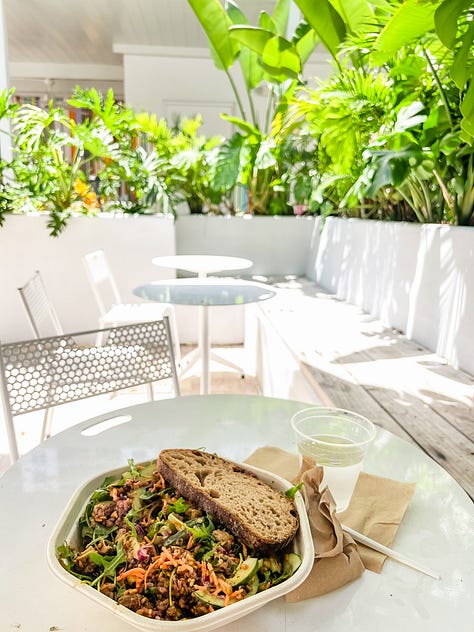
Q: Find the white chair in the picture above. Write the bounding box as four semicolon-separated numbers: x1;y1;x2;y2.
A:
0;318;180;462
18;270;64;338
82;250;181;363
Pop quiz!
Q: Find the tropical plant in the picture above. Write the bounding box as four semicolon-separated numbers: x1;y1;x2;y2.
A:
0;87;231;232
289;0;474;224
166;116;231;214
0;97;117;234
187;0;319;214
67;88;175;215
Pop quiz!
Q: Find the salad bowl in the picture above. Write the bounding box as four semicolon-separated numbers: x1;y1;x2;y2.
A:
47;458;314;632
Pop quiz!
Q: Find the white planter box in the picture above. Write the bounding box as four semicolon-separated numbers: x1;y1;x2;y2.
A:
309;217;474;375
0;213;176;342
175;214;316;277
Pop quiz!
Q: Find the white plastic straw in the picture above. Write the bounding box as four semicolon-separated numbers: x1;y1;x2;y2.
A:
342;524;441;580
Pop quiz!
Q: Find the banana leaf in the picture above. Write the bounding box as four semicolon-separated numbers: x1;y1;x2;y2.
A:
188;0;239;70
293;0;346;60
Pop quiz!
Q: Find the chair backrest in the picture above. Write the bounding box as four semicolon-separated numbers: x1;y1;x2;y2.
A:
83;250;122;317
0;317;180;462
18;270;64;338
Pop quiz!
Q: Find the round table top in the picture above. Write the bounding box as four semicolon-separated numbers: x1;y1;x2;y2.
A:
152;254;253;275
133;277;275;306
0;395;472;631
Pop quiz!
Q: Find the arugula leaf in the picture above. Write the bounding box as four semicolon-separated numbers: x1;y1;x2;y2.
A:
165;497;190;515
88;541;126;587
285;482;303;499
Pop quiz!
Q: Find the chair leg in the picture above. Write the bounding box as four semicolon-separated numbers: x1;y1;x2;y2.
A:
41;407;54;441
164;307;181;366
146;382;154;401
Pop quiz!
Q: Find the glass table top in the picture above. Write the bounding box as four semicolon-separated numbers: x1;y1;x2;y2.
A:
133;277;276;306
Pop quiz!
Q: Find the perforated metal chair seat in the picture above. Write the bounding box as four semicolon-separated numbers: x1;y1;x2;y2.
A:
0;319;180;462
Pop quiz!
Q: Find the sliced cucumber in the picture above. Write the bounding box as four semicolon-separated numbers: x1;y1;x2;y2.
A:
228;557;259;586
194;589;236;608
283;552;302;576
244;574;260;597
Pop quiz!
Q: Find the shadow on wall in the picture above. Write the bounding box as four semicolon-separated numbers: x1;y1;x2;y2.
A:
312;218;474;376
439;227;474;372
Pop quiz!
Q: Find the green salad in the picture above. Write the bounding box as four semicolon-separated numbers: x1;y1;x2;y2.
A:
57;459;301;621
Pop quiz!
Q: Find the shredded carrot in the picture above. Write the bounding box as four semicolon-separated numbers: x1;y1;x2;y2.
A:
152;473;166;490
116;567;146;589
117;567;146;581
178;564;195;573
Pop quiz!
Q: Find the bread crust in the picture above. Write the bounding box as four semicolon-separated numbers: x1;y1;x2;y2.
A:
158;449;299;554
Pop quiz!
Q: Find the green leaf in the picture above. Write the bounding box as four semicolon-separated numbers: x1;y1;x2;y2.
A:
255;137;277;170
88;541;126;587
213;133;245;189
261;36;301;79
370;1;437;65
188;0;239;70
259;11;277;32
434;0;471;48
294;24;319;65
272;0;291;36
285;482;303;499
220;113;261;137
460;74;474;122
365;146;422;196
293;0;346;60
229;25;273;56
329;0;375;34
226;2;263;90
166;497;190;515
450;21;474;89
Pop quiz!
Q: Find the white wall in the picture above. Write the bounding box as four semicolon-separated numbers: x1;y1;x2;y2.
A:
0;214;176;342
2;213;472;375
120;47;333;136
122;52;250;136
0;0;11;162
175;214;316;276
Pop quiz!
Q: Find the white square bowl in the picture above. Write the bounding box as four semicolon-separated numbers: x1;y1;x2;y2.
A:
47;459;314;632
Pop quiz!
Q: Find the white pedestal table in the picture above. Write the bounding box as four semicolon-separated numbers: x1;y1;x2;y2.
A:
134;277;274;393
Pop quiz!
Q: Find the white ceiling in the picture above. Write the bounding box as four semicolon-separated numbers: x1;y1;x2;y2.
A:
3;0;279;98
4;0;277;66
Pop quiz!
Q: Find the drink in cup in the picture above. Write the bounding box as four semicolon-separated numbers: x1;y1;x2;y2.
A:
291;407;376;512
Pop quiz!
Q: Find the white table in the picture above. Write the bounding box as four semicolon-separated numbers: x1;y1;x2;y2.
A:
1;394;472;631
152;255;254;381
152;254;253;279
134;278;275;394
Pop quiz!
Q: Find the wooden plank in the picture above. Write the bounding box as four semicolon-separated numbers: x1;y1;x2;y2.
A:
302;359;414;442
368;385;474;499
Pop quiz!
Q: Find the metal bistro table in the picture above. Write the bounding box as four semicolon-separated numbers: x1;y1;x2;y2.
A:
0;395;472;632
152;255;254;381
134;277;275;394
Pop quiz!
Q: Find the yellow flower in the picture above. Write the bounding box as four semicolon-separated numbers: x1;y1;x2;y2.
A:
73;178;89;196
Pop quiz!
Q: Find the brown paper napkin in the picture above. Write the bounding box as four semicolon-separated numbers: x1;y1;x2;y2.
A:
338;472;416;572
245;446;415;599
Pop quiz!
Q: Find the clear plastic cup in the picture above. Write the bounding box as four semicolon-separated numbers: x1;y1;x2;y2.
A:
291;407;376;512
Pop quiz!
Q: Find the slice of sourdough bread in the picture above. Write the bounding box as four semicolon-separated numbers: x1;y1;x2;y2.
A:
158;449;299;554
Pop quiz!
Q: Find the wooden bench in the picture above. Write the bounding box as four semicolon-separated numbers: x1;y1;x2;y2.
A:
254;276;474;499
